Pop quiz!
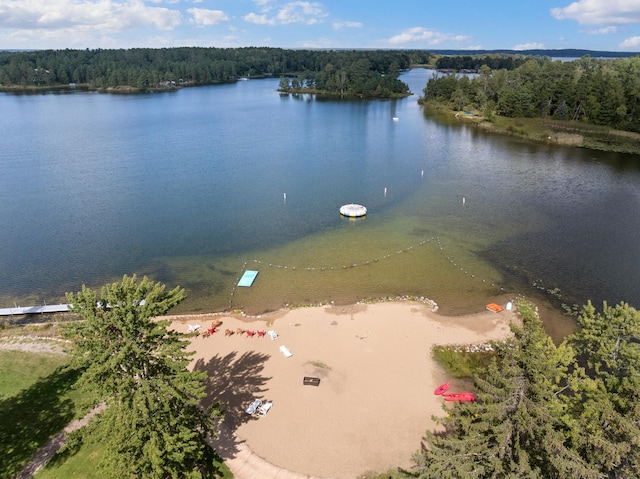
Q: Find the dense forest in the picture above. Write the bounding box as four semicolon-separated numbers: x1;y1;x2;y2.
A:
415;300;640;478
0;47;432;97
434;54;546;71
421;55;640;133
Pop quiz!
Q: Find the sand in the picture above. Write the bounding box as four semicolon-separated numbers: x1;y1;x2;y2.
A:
171;301;518;479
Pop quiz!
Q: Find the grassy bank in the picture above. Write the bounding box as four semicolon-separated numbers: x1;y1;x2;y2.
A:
423;102;640;155
431;345;496;378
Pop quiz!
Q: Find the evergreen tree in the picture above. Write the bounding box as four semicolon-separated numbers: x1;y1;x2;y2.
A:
414;303;600;478
62;275;223;478
565;301;640;478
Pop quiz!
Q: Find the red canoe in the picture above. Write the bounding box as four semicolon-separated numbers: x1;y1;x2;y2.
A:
443;392;476;402
434;382;451;395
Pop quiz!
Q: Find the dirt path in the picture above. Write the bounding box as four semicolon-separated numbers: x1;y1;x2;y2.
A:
16;404;105;479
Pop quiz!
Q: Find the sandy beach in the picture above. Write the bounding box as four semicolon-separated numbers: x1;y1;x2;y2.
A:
171;301;518;479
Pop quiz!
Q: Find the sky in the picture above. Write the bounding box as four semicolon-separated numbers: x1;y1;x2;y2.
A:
1;0;640;52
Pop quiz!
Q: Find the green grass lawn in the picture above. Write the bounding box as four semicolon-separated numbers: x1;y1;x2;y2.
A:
0;348;232;479
0;349;91;478
34;438;103;479
431;345;496;378
35;439;233;479
0;349;70;399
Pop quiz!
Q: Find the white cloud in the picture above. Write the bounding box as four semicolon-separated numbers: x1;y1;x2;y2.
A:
0;0;182;32
619;35;640;46
188;8;228;26
243;1;327;26
332;20;362;30
585;25;618;33
243;12;274;25
513;42;546;50
387;27;470;46
276;1;326;24
551;0;640;25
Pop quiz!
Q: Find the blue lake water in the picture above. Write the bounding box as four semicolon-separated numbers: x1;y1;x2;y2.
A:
2;69;640;337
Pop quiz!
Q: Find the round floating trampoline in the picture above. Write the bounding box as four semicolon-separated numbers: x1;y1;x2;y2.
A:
339;203;367;218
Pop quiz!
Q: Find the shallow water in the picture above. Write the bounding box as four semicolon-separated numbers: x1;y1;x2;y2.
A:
2;69;639;340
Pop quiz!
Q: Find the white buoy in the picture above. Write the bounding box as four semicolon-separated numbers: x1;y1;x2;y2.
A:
284;192;287;203
462;197;466;205
421;170;424;178
384;187;387;197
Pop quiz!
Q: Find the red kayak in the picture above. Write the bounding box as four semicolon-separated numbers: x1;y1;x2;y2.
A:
443;392;476;402
434;382;451;395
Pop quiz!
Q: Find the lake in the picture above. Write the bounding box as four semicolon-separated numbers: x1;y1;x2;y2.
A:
2;69;639;339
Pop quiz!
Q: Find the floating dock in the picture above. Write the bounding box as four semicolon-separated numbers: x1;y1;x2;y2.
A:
0;304;71;316
339;203;367;218
237;270;259;287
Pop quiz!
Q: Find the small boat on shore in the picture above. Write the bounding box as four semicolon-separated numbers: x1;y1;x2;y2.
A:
486;303;504;313
434;382;451;395
443;392;476;402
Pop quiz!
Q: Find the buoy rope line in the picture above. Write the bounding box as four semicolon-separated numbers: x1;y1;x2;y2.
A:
226;237;507;311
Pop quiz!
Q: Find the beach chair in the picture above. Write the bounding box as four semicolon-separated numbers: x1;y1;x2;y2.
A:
257;401;273;417
268;330;278;340
279;345;292;357
245;399;262;415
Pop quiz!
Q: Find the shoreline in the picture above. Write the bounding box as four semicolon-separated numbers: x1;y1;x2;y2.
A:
421;102;640;155
171;299;519;478
1;298;520;478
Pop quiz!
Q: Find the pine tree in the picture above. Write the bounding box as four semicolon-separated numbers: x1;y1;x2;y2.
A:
565;301;640;478
415;303;600;478
62;275;223;478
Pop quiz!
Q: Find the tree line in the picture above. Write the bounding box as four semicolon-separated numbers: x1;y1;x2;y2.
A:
435;54;546;72
421;55;640;133
415;299;640;478
0;47;432;95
